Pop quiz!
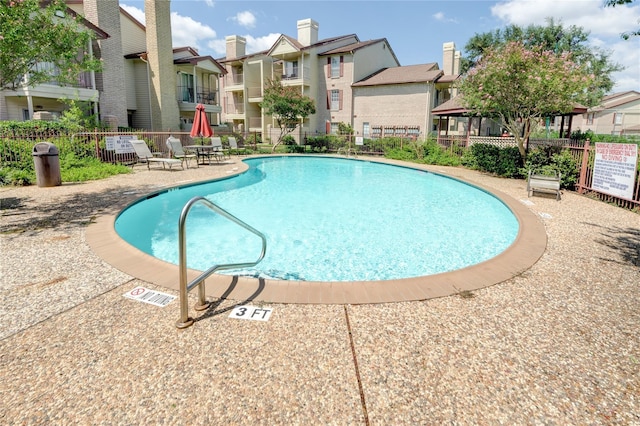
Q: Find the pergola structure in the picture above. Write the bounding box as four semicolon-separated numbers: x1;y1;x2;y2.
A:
431;94;588;142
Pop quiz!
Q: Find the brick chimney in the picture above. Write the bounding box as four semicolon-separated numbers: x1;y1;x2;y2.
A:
442;42;461;76
226;35;246;60
145;0;180;131
297;19;319;47
82;0;128;127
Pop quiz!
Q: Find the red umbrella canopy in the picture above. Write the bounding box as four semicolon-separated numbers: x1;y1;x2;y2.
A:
190;103;213;138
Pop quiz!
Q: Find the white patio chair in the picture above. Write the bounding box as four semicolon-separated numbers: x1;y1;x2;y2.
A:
166;136;197;168
131;140;182;170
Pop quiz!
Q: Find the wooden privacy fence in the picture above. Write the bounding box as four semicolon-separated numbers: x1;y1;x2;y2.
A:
436;136;639;210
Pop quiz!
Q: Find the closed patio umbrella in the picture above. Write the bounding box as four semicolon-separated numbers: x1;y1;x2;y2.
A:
190;103;213;140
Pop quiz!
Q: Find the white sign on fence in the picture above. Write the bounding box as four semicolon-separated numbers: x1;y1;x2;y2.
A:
592;143;638;200
105;136;117;151
114;135;137;154
105;135;137;154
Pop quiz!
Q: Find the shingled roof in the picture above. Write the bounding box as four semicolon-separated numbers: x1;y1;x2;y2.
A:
320;39;387;56
352;64;442;87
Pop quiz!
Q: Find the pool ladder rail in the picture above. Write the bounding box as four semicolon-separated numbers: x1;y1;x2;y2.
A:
176;196;267;329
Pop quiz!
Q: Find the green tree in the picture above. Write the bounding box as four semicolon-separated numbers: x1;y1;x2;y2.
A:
462;19;621;107
0;0;102;91
260;78;316;153
459;42;595;159
605;0;639;39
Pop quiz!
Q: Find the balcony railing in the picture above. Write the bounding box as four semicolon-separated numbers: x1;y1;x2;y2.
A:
247;86;262;98
225;74;244;86
177;86;217;105
249;117;262;129
17;62;93;89
226;103;245;114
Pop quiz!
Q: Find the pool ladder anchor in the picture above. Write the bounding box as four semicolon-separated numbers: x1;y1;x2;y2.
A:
176;196;267;329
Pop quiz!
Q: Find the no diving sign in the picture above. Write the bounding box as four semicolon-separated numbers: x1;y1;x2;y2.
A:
124;286;176;307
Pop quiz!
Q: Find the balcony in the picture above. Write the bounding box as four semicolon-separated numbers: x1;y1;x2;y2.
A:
273;64;311;85
178;86;218;105
249;117;262;130
247;86;263;102
225;74;244;90
226;103;245;115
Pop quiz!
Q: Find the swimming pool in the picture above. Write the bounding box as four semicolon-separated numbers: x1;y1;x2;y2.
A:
115;157;519;282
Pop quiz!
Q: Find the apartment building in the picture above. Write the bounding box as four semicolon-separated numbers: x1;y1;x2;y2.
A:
0;5;108;122
578;91;640;135
1;0;225;132
2;3;461;138
220;19;461;142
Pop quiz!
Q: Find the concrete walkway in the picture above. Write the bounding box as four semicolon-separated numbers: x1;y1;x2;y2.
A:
1;157;638;424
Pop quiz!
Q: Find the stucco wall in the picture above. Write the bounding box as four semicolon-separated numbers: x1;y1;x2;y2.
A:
352;84;431;138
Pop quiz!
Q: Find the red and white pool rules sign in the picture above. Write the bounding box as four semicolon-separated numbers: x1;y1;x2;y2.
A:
592;143;638;200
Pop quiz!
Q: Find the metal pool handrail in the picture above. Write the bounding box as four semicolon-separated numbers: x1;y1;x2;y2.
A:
176;196;267;329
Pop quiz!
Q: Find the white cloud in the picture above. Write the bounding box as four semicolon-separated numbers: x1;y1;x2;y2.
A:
208;39;227;57
170;12;217;52
231;11;257;29
491;0;640;92
433;11;458;23
245;33;281;54
491;0;640;39
120;4;145;25
120;4;218;54
207;33;281;58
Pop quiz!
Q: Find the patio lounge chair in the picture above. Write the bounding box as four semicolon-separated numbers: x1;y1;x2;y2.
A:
228;136;249;156
131;139;182;170
166;136;197;168
210;136;228;161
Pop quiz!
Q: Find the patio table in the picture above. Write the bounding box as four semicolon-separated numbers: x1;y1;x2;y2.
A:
184;145;224;165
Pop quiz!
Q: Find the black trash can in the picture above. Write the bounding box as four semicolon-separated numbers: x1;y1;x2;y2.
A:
32;142;61;187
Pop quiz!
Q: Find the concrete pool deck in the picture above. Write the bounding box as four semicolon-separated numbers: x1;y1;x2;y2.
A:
1;156;639;424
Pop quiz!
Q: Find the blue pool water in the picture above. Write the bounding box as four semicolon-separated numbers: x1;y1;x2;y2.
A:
115;157;519;282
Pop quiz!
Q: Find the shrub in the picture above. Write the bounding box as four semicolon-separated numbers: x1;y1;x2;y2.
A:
282;135;304;153
522;147;579;189
59;153;130;182
3;168;34;186
385;148;416;161
469;144;523;178
421;139;461;167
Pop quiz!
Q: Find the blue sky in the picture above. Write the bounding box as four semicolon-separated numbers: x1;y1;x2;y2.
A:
121;0;640;93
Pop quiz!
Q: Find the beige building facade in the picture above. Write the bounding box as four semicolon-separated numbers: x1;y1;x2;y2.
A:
577;91;640;136
220;18;461;142
1;0;225;133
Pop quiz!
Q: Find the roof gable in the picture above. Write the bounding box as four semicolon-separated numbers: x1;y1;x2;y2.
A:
267;35;304;56
353;64;442;87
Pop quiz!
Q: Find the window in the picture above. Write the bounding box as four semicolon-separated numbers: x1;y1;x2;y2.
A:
363;122;370;138
284;61;298;78
179;73;194;102
327;56;343;78
613;112;623;125
330;90;340;110
332;56;341;78
586;113;594;125
327;89;342;111
330;122;339;134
